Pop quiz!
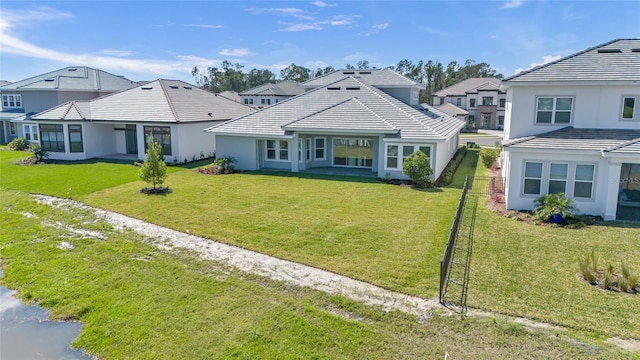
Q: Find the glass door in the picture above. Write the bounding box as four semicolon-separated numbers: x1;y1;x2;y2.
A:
125;124;137;154
333;138;373;168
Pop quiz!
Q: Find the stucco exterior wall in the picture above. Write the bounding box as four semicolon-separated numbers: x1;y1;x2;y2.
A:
176;121;220;162
215;135;259;171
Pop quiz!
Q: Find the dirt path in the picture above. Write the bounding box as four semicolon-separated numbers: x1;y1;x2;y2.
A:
33;195;440;317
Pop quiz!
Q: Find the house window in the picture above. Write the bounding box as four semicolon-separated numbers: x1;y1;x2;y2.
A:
9;122;16;136
243;98;254;105
481;114;491;128
536;97;573;124
40;124;65;152
482;97;493;106
265;139;289;161
469;98;476;108
143;126;171;156
548;163;568;194
261;98;271;105
574;164;594;198
68;124;83;153
385;144;431;170
306;138;311;161
498;115;505;126
622;96;636;119
523;162;543;195
298;138;302;161
499;98;506;108
23;124;39;142
314;137;325;160
456;98;461;106
2;94;22;109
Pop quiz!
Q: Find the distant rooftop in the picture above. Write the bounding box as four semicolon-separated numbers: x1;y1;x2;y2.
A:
504;39;640;83
432;78;502;97
239;80;304;97
435;102;469;117
0;66;138;92
302;68;423;88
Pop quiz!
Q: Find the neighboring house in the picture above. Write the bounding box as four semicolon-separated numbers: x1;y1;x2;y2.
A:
501;39;640;221
31;79;253;162
432;78;506;130
219;90;241;103
0;66;137;144
238;81;304;108
433;102;469;124
206;70;465;180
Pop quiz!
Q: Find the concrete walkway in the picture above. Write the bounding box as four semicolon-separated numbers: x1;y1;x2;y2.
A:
33;195;440;317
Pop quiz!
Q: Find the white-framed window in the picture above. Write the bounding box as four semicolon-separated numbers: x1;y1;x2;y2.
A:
306;138;311;161
535;96;573;124
68;124;83;153
482;96;493;106
243;98;254;105
23;124;39;142
621;96;636;120
266;139;289;161
298;138;302;162
548;163;568;194
498;115;505;126
456;98;461;106
385;144;431;171
9;122;17;136
499;98;506;108
261;98;271;105
574;164;595;198
314;137;326;160
2;94;22;109
469;98;476;108
523;162;543;195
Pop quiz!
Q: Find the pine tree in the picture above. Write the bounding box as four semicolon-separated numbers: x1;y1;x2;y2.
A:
140;137;167;190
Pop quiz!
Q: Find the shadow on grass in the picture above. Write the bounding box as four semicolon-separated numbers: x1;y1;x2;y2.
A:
596;220;640;229
243;170;380;184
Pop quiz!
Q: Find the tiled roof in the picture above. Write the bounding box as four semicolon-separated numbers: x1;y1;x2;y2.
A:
207;76;464;140
302;69;423;88
0;66;137;92
435;103;469;116
504;39;640;82
32;79;253;123
503;127;640;153
239;81;304;96
433;78;502;96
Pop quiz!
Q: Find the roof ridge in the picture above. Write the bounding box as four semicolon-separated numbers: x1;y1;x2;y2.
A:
602;136;640;152
72;102;87;119
60;101;75;119
504;39;623;81
158;79;181;122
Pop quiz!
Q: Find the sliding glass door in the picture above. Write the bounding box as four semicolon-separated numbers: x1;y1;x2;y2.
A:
333;138;373;168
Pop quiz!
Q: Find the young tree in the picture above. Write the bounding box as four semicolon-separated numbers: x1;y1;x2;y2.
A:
402;150;433;188
140;137;167;190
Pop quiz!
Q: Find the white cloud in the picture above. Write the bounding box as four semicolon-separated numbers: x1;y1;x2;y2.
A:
247;7;314;20
98;49;133;57
501;0;525;9
0;6;72;30
514;55;562;74
218;48;254;57
372;23;389;30
276;22;324;32
187;24;224;29
313;1;338;7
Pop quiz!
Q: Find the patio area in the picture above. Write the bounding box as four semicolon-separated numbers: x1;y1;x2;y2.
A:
300;167;377;177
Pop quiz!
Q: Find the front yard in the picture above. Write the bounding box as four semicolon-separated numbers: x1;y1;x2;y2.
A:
1;148;639;357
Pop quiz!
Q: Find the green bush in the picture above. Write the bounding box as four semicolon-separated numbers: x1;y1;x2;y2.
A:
402;150;433;188
28;143;49;162
533;193;576;223
480;148;500;168
140;137;167;189
435;146;467;186
8;137;28;150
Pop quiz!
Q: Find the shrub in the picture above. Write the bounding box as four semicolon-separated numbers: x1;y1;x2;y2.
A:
479;148;500;168
435;146;467;186
402;150;433;188
8;137;28;150
578;251;598;285
29;143;49;162
140;137;168;190
533;193;576;223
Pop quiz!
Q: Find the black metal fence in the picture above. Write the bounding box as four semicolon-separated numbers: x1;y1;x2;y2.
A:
439;176;468;302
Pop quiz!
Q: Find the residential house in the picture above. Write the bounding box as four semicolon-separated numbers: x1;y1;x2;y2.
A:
432;102;469;124
501;39;640;221
0;66;137;144
432;78;506;130
206;69;465;180
31;79;253;162
238;80;304;108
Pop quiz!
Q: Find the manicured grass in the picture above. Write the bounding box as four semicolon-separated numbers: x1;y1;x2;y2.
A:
468;160;640;341
83;169;460;297
0;190;624;359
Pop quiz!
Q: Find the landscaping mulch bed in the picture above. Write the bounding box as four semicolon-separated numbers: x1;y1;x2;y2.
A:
140;187;172;194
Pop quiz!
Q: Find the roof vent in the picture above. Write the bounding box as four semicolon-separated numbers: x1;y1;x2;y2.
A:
345;87;361;90
327;87;341;90
597;48;622;53
169;85;179;89
632;48;640;53
342;71;355;75
44;78;55;82
68;68;78;72
141;87;153;90
183;86;192;90
358;71;371;74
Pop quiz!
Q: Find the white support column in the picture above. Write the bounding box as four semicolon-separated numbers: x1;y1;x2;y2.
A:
604;161;622;221
291;133;299;173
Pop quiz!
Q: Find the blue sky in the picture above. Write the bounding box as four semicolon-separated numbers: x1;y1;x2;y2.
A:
1;1;639;84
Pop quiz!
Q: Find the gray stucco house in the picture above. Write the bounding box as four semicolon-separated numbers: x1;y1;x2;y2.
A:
206;69;465;179
0;66;138;144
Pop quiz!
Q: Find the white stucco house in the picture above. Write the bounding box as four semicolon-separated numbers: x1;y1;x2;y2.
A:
31;79;253;162
501;39;640;221
206;69;465;180
238;80;304;108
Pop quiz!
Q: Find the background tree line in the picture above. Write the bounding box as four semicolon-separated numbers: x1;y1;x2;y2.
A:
192;58;503;104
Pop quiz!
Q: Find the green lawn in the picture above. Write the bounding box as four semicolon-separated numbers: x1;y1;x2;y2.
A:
0;190;624;359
